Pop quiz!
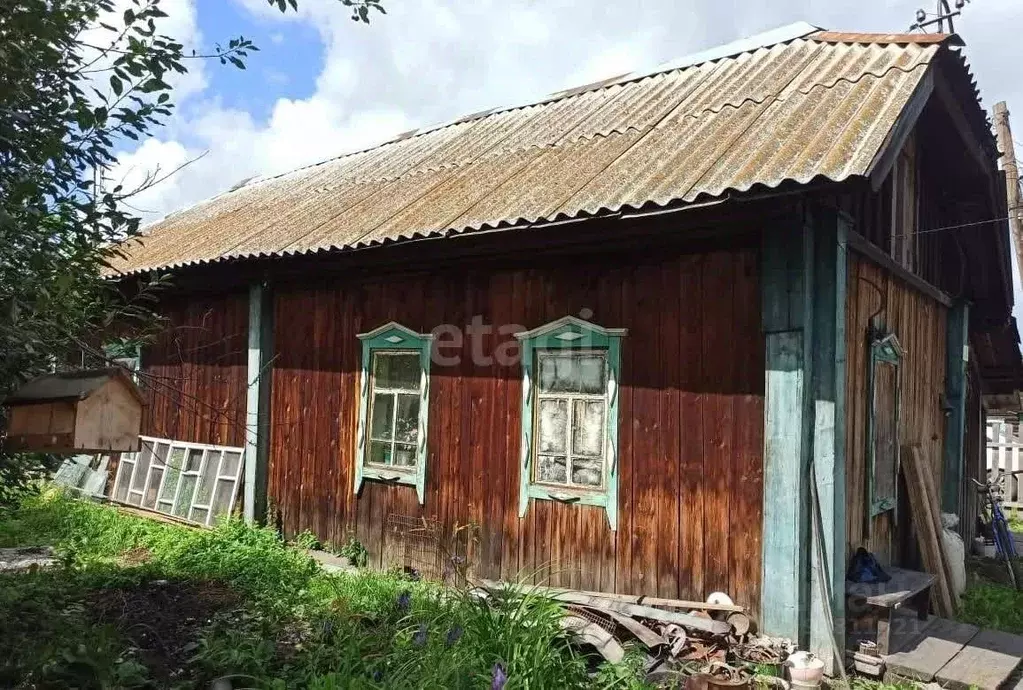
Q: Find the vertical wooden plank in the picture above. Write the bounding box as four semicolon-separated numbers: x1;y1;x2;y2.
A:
678;253;706;601
761;215;812;644
657;258;682;599
244;283;271;524
615;267;635;593
501;270;526;583
729;249;765;611
702;252;734;598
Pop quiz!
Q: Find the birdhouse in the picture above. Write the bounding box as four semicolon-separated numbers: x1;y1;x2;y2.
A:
2;368;144;454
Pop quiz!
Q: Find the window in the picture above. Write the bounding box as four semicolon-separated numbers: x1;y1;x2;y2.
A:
867;332;903;517
355;322;432;504
516;316;626;530
111;436;245;527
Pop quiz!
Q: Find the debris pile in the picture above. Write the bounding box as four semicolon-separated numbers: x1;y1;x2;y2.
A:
483;581;809;688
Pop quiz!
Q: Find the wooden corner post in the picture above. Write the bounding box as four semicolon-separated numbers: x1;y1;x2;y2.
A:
761;208;813;646
942;301;969;514
761;205;848;668
244;281;274;524
808;208;849;671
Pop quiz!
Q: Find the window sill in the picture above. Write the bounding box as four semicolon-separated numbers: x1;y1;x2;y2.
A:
526;484;608;507
362;466;417;486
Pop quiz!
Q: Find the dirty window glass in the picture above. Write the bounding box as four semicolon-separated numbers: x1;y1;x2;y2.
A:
534;351;606;491
367;351;423;469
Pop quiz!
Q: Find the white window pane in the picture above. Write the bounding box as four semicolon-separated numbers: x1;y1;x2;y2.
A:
539;355;578;393
369;440;393;466
210;479;235;521
394;443;417;467
374;352;420;390
190;506;209;525
537;456;568;484
577;356;606;394
130;446;152;492
173;475;197;517
143;467;163;508
395;394;420;444
370;393;394;440
113;460;133;502
538;399;568;453
185;449;203;472
194;453;220;506
158;452;183;503
572;462;602;487
572;400;605;458
221;451;242;477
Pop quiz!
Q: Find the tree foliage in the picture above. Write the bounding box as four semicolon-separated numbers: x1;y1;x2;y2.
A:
0;0;383;503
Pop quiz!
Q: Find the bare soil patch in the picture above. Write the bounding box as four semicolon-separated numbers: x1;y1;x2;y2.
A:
87;579;240;683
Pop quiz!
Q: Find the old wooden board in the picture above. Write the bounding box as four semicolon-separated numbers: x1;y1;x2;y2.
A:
901;446;956;617
884;614;978;682
847;566;935;608
935;628;1023;690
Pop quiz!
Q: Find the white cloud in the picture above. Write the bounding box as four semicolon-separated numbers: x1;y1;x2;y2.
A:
113;0;1023;239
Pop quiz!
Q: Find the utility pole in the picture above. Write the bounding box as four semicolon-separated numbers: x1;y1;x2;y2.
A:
994;101;1023;294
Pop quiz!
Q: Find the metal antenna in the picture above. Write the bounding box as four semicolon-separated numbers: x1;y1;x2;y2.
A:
909;0;970;33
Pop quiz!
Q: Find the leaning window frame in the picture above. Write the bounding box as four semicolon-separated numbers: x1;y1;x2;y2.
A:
866;332;904;518
515;316;626;530
354;322;433;504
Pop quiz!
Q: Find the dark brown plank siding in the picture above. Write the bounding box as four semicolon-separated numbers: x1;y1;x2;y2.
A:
845;255;947;565
139;292;248;448
268;247;765;609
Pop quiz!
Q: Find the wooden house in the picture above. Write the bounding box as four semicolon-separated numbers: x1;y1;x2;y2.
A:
107;24;1023;658
3;368;143;453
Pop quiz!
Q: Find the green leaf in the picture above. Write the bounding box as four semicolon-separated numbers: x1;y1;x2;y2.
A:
228;56;245;70
109;75;123;96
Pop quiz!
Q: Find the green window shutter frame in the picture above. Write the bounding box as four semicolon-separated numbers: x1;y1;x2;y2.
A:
866;332;904;519
354;322;433;505
514;316;626;530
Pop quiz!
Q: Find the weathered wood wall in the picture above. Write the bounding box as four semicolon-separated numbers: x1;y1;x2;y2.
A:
139;291;249;448
845;255;948;564
268;245;766;608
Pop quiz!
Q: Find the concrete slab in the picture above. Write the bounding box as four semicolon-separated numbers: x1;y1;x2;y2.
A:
936;628;1023;690
884;616;979;682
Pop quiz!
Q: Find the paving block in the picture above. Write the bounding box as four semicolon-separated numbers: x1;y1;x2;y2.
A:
936;628;1023;690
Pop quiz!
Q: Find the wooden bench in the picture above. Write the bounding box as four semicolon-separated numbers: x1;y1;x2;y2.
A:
847;566;935;655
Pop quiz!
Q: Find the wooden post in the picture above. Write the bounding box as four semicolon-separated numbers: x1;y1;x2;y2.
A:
808;208;849;673
994;102;1023;294
942;301;969;514
244;281;273;524
761;205;849;667
761;209;813;645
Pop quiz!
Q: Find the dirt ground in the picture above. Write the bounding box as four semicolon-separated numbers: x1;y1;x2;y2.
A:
86;579;240;683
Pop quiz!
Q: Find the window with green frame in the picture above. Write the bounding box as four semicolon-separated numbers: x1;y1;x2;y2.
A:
515;316;626;530
354;322;433;504
867;332;903;517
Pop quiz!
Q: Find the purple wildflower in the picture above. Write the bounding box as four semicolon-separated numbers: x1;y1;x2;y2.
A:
396;590;411;613
372;669;383;682
491;663;507;690
413;623;428;647
445;625;463;647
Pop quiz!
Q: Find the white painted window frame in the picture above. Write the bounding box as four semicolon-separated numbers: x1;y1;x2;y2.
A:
112;435;245;527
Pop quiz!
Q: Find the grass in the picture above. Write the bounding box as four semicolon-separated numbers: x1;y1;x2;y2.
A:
0;490;650;689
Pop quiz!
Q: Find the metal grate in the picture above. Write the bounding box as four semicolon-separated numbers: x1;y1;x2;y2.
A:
384;514;446;582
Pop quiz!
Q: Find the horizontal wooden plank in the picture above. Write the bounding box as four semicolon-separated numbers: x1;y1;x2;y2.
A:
885;614;978;682
936;628;1023;690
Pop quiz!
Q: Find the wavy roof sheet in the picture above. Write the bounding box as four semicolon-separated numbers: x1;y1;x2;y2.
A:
111;24;980;275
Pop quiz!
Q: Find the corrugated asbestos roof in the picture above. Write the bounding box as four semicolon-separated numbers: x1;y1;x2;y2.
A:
110;24;982;276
